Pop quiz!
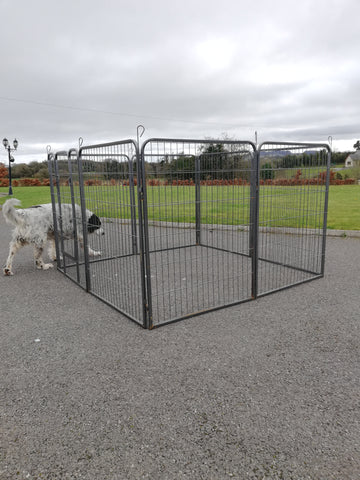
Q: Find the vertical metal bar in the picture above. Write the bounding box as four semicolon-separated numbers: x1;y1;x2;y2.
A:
138;141;153;328
47;152;61;269
248;151;256;260
54;153;66;273
67;149;81;283
195;155;201;245
129;155;138;255
321;147;331;275
77;148;91;292
250;149;260;299
136;146;147;327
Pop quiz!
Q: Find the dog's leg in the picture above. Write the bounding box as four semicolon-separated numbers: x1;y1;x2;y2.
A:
34;244;54;270
88;246;101;257
78;235;101;257
3;239;24;276
48;238;57;261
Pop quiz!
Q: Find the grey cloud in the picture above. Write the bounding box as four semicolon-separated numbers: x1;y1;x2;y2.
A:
0;0;359;163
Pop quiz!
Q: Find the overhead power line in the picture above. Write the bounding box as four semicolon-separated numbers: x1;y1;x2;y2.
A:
0;95;251;129
0;95;340;141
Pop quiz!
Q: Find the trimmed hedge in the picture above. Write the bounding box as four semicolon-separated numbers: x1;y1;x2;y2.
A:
0;170;356;188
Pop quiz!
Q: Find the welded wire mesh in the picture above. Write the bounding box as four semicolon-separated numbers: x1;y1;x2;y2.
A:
49;150;88;288
141;139;256;327
257;142;330;296
77;141;144;325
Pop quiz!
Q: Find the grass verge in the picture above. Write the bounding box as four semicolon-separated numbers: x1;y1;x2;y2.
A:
1;184;359;231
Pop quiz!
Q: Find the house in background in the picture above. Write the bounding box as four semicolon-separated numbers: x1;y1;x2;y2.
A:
345;149;360;168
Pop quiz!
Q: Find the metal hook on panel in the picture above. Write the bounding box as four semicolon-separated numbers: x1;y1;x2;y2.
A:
79;137;84;149
46;145;51;154
328;135;332;149
137;125;145;144
255;131;258;147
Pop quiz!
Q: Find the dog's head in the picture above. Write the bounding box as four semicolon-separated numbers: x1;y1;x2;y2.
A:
87;213;105;236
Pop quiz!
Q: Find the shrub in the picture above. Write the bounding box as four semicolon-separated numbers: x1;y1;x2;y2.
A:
0;163;8;179
260;163;274;181
84;179;103;186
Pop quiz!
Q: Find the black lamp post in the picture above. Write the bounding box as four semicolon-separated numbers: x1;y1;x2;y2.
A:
2;138;18;195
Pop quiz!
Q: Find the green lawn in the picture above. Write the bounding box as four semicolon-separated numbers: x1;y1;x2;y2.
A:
1;184;359;230
0;186;52;207
326;185;360;230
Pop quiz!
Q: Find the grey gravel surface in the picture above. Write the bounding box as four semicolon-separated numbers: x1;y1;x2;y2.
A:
0;213;359;480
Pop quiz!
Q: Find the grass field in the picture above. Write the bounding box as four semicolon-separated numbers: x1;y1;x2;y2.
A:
1;184;359;230
0;186;52;207
326;185;360;230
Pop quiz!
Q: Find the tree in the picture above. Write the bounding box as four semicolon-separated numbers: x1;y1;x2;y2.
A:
353;140;360;150
168;154;195;180
36;166;50;180
12;163;32;178
97;159;128;180
260;163;275;181
199;143;230;180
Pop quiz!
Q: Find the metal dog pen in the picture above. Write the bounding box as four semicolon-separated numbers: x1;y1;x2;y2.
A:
48;136;331;329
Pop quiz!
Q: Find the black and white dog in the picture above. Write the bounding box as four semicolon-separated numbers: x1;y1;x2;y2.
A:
2;198;104;276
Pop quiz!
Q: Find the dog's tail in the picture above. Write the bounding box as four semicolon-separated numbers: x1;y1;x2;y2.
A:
2;198;23;226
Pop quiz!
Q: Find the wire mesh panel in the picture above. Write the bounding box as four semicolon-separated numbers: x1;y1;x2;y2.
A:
48;150;88;288
256;142;331;296
78;140;145;326
140;139;257;327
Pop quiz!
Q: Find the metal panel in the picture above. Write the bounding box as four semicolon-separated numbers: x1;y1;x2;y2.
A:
78;140;146;327
140;138;257;327
48;150;88;288
256;142;331;297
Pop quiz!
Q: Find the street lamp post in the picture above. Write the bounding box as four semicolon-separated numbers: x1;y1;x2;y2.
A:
2;138;18;195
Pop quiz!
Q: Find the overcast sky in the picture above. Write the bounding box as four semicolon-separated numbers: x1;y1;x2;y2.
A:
1;0;359;163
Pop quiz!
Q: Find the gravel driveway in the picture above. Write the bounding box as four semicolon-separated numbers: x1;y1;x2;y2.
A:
0;213;359;480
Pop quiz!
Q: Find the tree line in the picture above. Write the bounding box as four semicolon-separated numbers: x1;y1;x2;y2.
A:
0;149;353;182
0;160;49;179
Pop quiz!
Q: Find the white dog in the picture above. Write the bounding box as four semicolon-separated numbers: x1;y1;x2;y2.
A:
3;198;104;276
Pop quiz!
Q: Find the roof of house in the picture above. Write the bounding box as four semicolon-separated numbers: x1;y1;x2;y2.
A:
346;150;360;162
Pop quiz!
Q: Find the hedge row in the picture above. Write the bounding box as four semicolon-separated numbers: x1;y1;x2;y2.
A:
0;178;51;187
1;171;357;188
